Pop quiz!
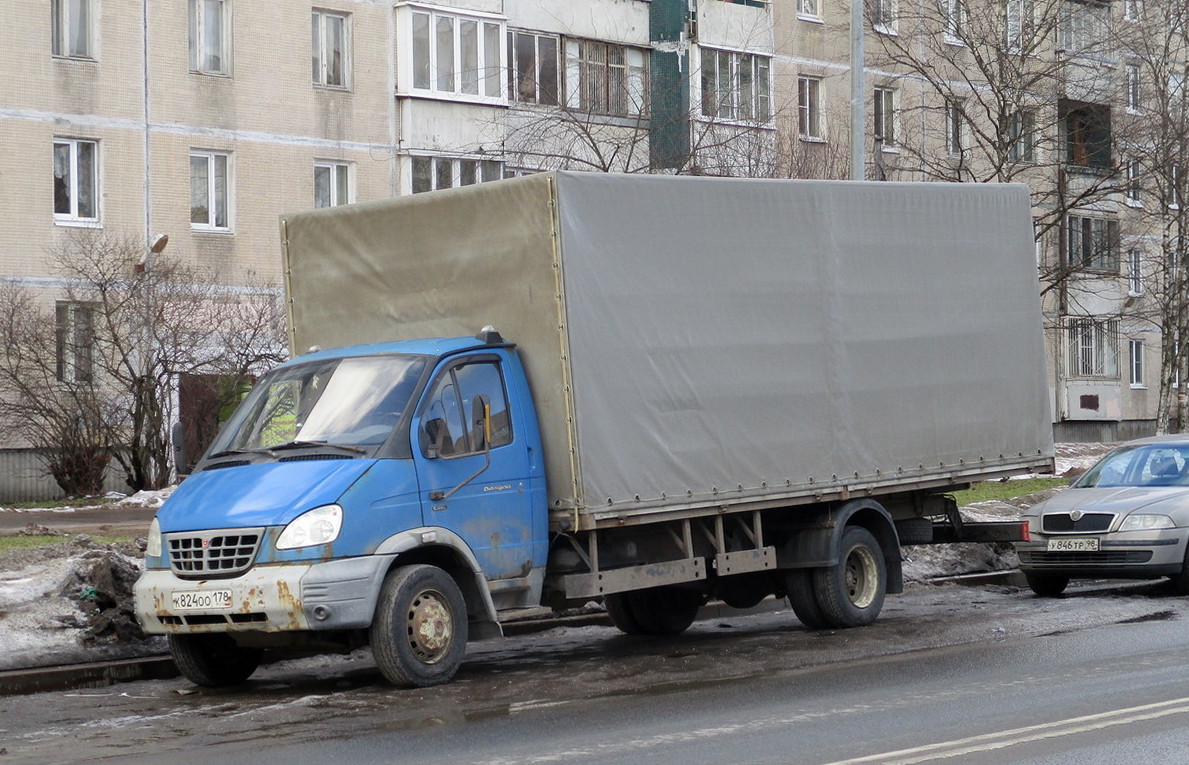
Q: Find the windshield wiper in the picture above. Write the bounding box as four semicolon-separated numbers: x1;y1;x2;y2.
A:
264;440;368;455
207;449;254;459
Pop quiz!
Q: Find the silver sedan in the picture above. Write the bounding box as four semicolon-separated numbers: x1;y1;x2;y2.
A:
1016;435;1189;596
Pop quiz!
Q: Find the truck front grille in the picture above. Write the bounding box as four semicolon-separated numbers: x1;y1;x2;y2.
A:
1041;513;1115;533
165;528;265;579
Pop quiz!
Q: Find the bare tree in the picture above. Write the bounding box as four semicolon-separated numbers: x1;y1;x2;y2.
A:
0;230;287;495
1112;2;1189;432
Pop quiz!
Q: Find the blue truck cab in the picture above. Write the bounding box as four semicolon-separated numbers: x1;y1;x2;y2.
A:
134;329;548;687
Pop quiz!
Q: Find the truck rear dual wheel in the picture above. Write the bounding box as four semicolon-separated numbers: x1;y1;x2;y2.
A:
370;564;468;688
810;526;886;628
786;568;832;630
169;633;262;687
605;586;705;636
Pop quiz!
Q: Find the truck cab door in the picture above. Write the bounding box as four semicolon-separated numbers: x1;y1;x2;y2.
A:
411;355;538;581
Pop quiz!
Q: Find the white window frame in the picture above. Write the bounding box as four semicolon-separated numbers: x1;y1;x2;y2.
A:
1067;214;1119;272
1129;339;1145;388
700;47;771;123
52;0;94;59
1005;0;1033;53
873;0;898;34
797;0;820;20
190;150;231;231
874;87;897;149
312;9;351;88
55;301;96;384
1124;0;1141;22
943;0;965;43
314;161;352;208
1127;157;1143;206
798;76;823;139
189;0;231;75
946;99;965;157
1061;0;1110;53
408;8;504;101
1009;110;1035;163
1126;62;1141;112
410;156;503;194
1128;247;1144;296
565;38;650;117
508;30;559;105
1172;163;1183;209
53;137;99;224
1067;317;1119;378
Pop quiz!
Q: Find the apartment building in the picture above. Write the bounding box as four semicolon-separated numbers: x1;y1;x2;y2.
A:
0;0;1174;498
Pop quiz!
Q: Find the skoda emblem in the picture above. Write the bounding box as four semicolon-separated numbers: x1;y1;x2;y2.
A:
1069;510;1084;522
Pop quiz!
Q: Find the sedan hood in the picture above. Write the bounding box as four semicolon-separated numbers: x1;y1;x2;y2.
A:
1032;486;1189;518
157;460;377;532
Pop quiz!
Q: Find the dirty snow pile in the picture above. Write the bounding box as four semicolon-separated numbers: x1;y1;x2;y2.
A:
0;492;170;671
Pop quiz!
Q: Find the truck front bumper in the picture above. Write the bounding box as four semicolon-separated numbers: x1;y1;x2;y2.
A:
135;555;394;635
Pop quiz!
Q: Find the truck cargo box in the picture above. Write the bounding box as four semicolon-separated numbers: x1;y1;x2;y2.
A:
281;172;1054;532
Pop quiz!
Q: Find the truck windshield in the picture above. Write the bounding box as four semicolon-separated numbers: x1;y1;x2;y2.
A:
208;355;428;455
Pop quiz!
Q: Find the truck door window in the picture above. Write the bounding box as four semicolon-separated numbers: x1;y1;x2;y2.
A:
420;361;512;458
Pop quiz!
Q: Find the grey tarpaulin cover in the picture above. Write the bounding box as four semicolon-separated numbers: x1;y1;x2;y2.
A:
282;172;1053;524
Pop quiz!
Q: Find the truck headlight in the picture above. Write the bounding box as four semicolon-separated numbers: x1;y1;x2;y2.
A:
146;518;162;558
1119;514;1175;532
276;505;343;550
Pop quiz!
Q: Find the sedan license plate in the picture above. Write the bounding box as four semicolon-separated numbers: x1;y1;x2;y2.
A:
171;589;232;611
1046;538;1100;552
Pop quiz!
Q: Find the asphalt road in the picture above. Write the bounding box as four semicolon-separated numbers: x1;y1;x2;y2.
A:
5;578;1189;765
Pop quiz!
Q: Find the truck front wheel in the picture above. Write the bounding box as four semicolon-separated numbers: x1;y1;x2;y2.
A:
605;587;704;636
370;564;468;688
169;634;262;687
812;526;886;628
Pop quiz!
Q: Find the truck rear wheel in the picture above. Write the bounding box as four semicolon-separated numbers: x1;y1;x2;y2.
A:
370;564;468;687
169;634;262;687
605;587;704;636
786;569;831;630
812;526;886;628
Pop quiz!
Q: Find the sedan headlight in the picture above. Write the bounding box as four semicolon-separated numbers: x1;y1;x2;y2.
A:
276;504;343;550
1119;514;1176;532
146;517;162;558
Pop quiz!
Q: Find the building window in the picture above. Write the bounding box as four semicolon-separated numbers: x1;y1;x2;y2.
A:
1130;339;1144;387
946;100;965;156
943;0;965;41
52;0;93;58
1172;163;1183;209
700;48;770;122
1126;62;1141;112
56;301;95;383
1127;158;1143;205
1128;247;1144;295
312;10;349;87
411;157;503;194
1060;99;1111;170
798;0;820;19
1123;0;1141;22
874;87;896;148
189;0;230;75
314;161;351;208
1005;0;1033;52
873;0;898;33
1061;0;1110;52
1008;110;1035;163
53;138;98;223
1068;215;1119;272
566;39;649;117
508;30;558;105
191;150;230;230
411;10;502;99
798;76;822;139
1067;317;1119;378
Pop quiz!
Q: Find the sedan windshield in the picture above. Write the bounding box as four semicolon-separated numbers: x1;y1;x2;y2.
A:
1074;443;1189;488
208;354;427;455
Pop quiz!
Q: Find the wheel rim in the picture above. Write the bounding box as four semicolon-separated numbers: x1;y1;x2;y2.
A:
843;546;880;609
406;589;454;664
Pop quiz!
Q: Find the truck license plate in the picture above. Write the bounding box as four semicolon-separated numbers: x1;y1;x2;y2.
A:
171;589;233;611
1046;538;1100;552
